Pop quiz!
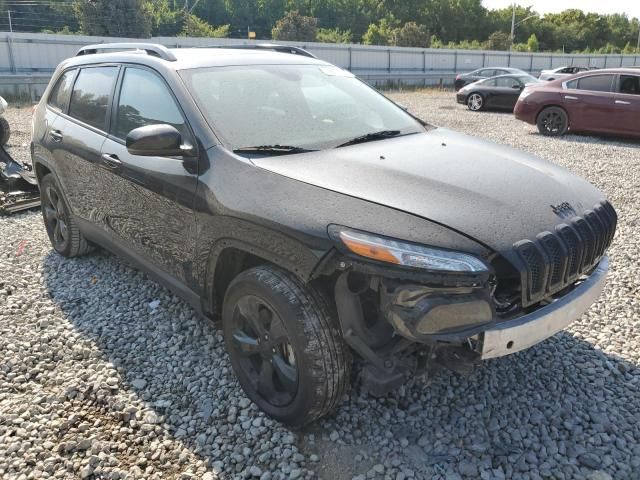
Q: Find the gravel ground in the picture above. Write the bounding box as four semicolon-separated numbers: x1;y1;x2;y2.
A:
1;92;639;480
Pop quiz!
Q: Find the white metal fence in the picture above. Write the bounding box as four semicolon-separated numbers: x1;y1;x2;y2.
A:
2;32;640;98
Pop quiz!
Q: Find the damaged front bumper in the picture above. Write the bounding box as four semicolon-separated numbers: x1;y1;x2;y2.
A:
479;256;608;359
382;256;609;359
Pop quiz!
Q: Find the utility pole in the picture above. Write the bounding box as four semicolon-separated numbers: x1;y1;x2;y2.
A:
510;3;516;50
7;10;12;33
637;25;640;53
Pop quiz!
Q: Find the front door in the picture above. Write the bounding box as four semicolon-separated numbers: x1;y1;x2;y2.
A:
492;76;523;109
99;66;198;285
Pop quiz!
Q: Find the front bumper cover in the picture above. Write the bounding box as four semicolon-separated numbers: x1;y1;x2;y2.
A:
480;256;608;359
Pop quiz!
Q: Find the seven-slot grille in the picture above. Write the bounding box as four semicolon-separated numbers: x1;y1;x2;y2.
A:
514;201;616;307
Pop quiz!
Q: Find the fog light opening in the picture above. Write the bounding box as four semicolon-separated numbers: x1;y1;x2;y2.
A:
506;341;514;349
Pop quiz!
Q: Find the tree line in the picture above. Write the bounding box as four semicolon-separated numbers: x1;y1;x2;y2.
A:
1;0;639;54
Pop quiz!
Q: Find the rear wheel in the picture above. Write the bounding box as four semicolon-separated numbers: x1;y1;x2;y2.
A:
223;266;351;427
467;93;484;111
0;117;10;145
40;174;92;257
537;107;569;136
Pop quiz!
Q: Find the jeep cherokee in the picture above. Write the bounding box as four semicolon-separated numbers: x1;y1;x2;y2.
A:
31;43;616;426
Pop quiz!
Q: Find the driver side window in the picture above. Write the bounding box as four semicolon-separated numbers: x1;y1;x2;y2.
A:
114;67;189;141
495;77;520;88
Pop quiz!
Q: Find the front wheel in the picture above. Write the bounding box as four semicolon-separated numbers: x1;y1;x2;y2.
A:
467;93;484;111
222;266;352;427
537;106;569;136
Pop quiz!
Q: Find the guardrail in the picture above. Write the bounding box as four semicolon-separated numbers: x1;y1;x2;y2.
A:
1;32;639;98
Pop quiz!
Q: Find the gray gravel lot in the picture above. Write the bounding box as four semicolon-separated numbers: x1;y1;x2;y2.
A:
1;91;639;480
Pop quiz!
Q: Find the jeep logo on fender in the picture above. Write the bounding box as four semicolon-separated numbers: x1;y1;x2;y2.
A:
551;201;577;218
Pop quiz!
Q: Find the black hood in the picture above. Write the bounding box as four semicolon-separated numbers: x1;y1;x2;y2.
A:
252;128;606;258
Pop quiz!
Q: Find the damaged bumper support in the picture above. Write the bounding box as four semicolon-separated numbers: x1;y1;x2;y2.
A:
383;256;609;359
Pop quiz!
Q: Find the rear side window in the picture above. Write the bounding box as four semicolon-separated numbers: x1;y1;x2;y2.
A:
68;66;118;131
619;75;640;95
48;69;76;111
576;75;614;93
114;67;187;140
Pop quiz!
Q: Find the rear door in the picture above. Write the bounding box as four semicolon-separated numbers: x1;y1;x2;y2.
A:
47;65;119;222
99;65;198;284
562;74;616;134
613;73;640;136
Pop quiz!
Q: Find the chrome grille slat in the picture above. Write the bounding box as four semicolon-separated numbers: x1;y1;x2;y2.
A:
514;201;616;307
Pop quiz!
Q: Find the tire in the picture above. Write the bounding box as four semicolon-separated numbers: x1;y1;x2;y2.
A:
223;265;352;427
537;106;569;136
467;93;484;111
40;174;92;257
0;116;10;145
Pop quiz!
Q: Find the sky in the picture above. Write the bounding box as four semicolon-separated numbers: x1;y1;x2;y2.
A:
482;0;640;19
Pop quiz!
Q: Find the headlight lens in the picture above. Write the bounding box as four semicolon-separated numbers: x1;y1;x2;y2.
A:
330;227;488;272
519;88;533;100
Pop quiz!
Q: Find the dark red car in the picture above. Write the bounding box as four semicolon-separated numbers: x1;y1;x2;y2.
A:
514;68;640;137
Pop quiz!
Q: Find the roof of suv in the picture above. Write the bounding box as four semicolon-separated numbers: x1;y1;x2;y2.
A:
63;44;329;71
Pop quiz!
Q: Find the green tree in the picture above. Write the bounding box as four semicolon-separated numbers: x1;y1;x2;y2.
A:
316;28;353;43
486;30;511;50
527;33;539;52
74;0;152;37
271;10;317;41
181;14;230;37
395;22;430;47
362;18;397;45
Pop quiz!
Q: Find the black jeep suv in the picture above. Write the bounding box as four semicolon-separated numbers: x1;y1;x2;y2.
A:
31;43;616;426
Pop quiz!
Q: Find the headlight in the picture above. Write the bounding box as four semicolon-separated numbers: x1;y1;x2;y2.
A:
519;88;534;100
329;226;488;272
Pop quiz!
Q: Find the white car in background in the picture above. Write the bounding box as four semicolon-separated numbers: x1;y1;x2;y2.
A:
538;65;593;81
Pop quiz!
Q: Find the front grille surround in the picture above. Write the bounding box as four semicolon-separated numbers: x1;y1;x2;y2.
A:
514;201;616;307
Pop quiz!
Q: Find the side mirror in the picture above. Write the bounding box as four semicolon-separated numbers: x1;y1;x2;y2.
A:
512;84;523;90
126;124;193;157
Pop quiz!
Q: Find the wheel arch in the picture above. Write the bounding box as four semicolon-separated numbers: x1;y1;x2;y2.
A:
203;236;328;317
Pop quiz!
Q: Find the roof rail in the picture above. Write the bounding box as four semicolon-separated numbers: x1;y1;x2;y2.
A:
76;43;177;61
204;43;317;59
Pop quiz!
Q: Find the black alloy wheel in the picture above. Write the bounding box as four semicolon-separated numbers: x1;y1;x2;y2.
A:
223;266;351;426
40;174;92;257
229;294;298;406
42;182;70;253
537;106;569;136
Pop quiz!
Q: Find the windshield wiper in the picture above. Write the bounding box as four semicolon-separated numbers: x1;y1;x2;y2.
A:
336;130;403;148
233;145;317;155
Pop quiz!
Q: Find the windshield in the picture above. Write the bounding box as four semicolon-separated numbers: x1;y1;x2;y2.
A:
179;64;424;151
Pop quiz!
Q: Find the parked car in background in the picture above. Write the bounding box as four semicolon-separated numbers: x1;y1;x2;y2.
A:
515;68;640;137
457;74;542;111
454;67;527;90
538;65;593;81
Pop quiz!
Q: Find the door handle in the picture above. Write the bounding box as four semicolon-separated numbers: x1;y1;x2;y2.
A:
615;100;631;105
101;153;122;169
564;95;579;100
49;130;63;142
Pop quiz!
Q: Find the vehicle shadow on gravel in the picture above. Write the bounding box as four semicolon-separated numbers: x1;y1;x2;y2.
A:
42;250;640;479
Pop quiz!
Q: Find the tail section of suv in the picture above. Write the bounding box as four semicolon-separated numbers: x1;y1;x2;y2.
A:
32;43;616;426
